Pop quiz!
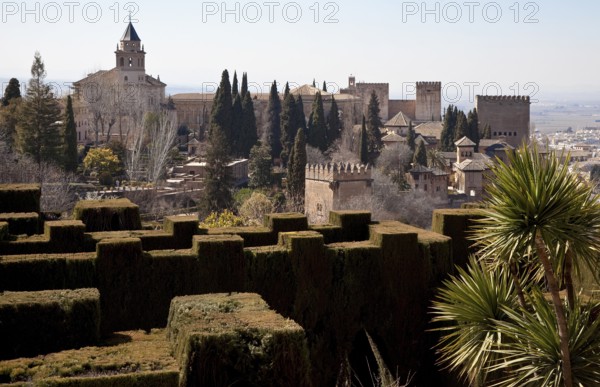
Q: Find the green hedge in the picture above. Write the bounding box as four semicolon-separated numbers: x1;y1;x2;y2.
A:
192;234;245;294
0;329;179;386
431;209;485;268
0;252;96;292
329;211;372;241
73;199;142;232
0;184;40;213
167;293;311;387
0;288;100;360
0;213;39;235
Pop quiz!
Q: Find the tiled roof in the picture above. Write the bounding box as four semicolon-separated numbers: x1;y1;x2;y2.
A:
455;136;476;147
385;111;412;127
121;22;141;41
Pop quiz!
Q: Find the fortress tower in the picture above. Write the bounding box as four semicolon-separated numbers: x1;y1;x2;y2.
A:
475;95;531;148
304;163;373;224
415;82;441;122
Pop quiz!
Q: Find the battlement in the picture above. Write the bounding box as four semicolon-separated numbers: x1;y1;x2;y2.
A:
356;82;389;87
305;163;371;182
417;81;441;88
476;95;531;103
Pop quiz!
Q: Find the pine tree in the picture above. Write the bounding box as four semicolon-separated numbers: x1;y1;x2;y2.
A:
326;95;341;146
280;90;297;166
240;72;248;98
440;105;456;151
240;92;258;158
287;128;306;206
265;80;282;162
322;80;327;92
16;52;62;166
232;71;239;98
2;78;21;106
308;92;327;151
248;141;272;189
406;121;416;151
209;70;233;151
413;140;427;166
454;110;468;142
231;93;243;156
358;115;369;165
467;108;480;150
63;95;78;172
366;90;383;159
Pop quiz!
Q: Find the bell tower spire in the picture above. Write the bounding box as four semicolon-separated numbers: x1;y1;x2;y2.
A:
115;21;146;79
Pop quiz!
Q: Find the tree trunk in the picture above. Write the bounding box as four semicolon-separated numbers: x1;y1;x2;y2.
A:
535;235;573;387
509;262;528;310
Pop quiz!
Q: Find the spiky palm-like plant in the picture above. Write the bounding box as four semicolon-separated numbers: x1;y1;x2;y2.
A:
431;258;518;385
471;145;600;387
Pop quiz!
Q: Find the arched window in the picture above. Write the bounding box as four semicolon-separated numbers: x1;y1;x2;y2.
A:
514;131;517;136
124;76;128;82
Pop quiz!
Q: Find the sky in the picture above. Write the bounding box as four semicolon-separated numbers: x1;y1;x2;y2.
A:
2;0;599;103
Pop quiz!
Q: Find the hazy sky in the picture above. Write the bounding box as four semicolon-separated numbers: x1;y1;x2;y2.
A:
2;0;599;101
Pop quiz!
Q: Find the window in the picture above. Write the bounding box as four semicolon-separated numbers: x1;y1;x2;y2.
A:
128;57;132;67
124;76;128;81
493;132;497;136
120;57;124;67
514;131;517;136
424;184;428;191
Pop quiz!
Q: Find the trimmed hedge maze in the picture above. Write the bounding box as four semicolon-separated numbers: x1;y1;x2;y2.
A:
0;185;487;386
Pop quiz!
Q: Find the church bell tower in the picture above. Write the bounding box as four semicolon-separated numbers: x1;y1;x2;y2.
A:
115;21;146;83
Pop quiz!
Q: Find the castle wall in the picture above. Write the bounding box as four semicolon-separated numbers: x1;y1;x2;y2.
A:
475;96;530;148
416;82;442;121
388;100;416;121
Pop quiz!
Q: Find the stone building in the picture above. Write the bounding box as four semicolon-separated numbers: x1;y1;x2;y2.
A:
406;164;449;200
173;77;444;143
304;163;373;224
72;22;166;144
453;137;492;200
476;95;530;148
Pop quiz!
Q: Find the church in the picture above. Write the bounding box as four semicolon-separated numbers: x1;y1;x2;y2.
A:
72;22;166;145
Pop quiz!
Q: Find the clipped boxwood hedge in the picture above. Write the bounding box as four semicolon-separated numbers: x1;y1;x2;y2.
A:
0;184;40;213
73;199;142;232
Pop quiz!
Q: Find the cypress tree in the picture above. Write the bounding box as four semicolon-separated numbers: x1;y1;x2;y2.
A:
283;82;290;99
482;123;492;139
296;95;307;132
200;127;232;216
406;121;416;151
322;80;327;92
366;90;383;158
265;80;282;162
232;71;239;98
358;115;369;165
280;89;297;166
440;105;456;151
209;70;233;150
467;108;480;150
312;79;316;88
308;91;327;151
326;95;341;145
16;52;62;166
231;93;243;156
2;78;21;106
454;110;468;142
287;128;306;205
240;72;248;98
240;92;258;158
63;95;78;172
249;141;272;189
413;140;427;166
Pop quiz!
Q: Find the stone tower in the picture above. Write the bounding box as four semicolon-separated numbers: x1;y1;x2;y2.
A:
304;163;373;224
115;22;146;83
475;96;531;148
415;82;442;122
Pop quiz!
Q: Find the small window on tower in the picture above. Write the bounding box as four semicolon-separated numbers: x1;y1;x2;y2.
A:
124;76;128;81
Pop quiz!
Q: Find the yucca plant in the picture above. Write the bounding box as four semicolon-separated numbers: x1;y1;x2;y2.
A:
471;144;600;387
431;257;519;385
491;289;600;387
